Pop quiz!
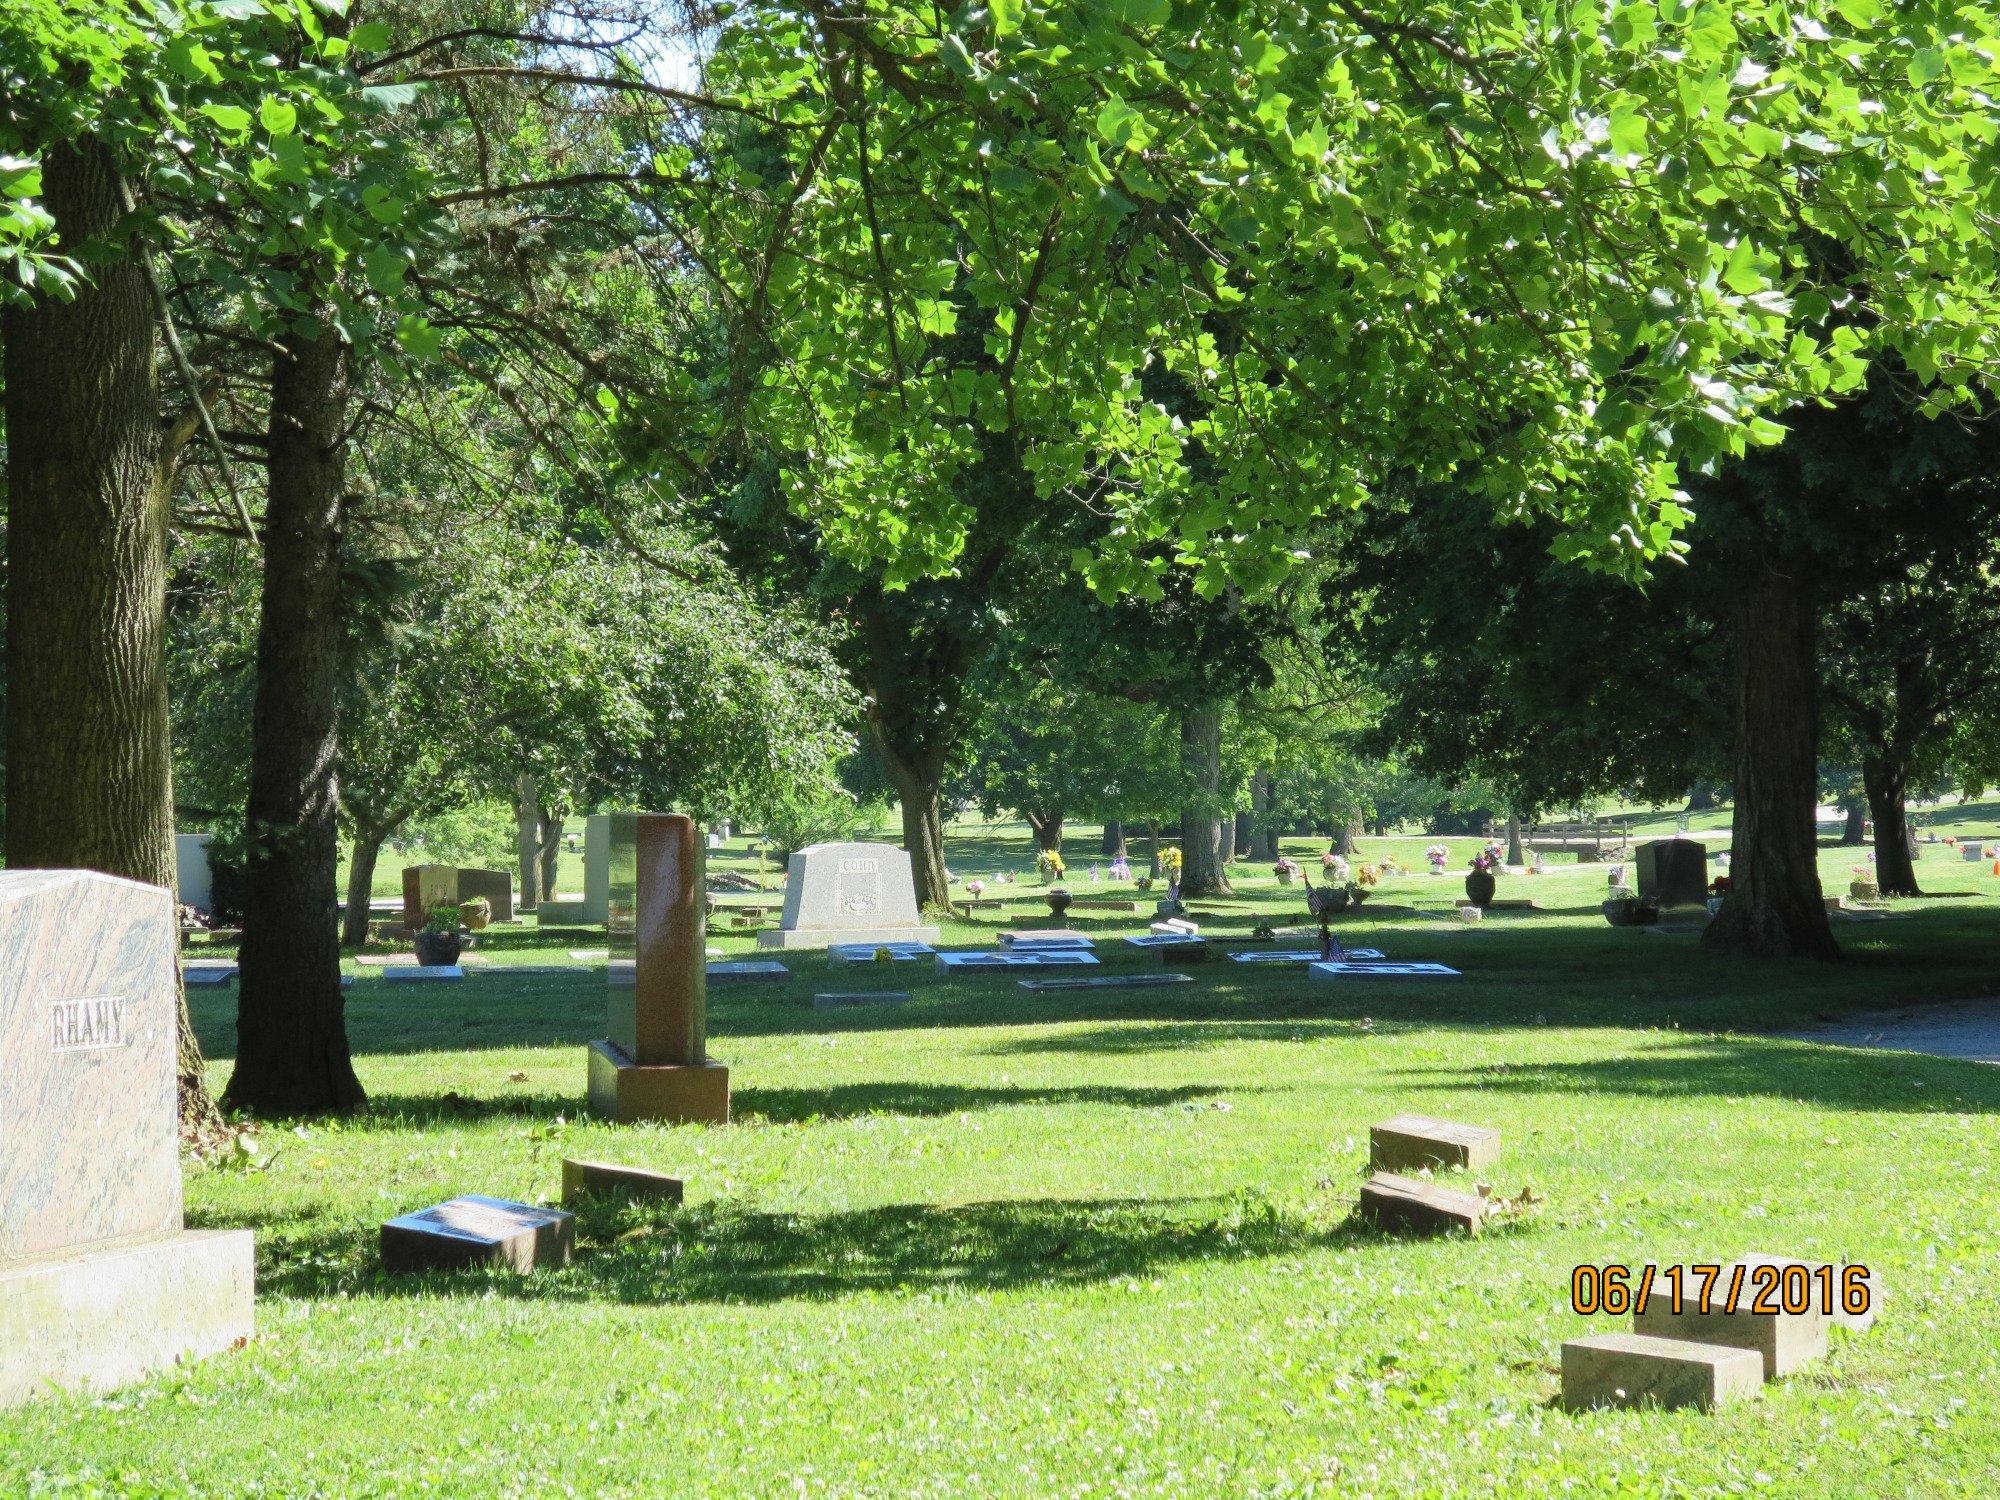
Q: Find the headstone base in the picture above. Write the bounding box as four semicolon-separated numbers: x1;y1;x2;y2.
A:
586;1039;731;1125
756;925;941;951
1;1230;254;1409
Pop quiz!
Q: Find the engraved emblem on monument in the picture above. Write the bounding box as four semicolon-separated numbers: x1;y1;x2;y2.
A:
835;857;883;916
51;995;129;1054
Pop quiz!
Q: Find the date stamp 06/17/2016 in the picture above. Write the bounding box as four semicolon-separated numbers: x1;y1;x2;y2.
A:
1570;1261;1875;1319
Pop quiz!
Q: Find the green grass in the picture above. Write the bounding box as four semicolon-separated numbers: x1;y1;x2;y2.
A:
17;823;2000;1495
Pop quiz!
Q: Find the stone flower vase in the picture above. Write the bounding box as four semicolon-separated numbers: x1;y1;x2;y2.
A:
414;928;463;966
1464;869;1496;908
1276;868;1295;886
1047;887;1073;921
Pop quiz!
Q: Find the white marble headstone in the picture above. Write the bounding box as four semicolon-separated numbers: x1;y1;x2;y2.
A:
758;842;940;950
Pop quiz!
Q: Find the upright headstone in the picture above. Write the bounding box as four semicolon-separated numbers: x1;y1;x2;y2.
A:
457;867;513;924
0;871;254;1407
757;841;941;950
587;814;731;1124
174;833;214;915
1636;838;1709;909
581;812;617;925
401;862;460;933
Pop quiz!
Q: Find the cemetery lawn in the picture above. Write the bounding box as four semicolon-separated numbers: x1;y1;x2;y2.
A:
13;841;2000;1495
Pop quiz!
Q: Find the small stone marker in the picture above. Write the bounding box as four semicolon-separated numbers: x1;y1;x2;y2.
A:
1369;1114;1500;1173
997;930;1095;948
1633;1264;1830;1376
1018;972;1196;992
383;965;466;982
357;952;490;967
1734;1253;1879;1333
182;964;238;987
561;1159;684;1206
1311;960;1460;979
380;1195;575;1274
1;871;256;1407
936;949;1101;970
1150;918;1199;936
1229;947;1386;964
1561;1333;1764;1412
828;941;935;964
707;960;789;982
1158;939;1211;963
1357;1172;1483;1236
812;990;913;1009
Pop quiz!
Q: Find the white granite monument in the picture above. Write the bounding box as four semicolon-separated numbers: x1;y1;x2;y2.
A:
0;870;255;1407
757;841;941;950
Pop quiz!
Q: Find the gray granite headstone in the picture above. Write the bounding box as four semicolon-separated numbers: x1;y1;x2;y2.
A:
758;841;941;950
0;870;254;1406
1636;838;1709;908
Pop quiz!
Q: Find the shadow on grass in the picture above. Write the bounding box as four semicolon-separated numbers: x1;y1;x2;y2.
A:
254;1191;1367;1305
1383;1035;2000;1114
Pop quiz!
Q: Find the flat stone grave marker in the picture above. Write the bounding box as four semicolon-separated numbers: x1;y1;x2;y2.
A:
1019;972;1196;992
568;948;610;961
358;952;490;967
829;941;936;965
936;949;1102;970
2;870;254;1407
1631;1261;1830;1376
380;1195;575;1273
1124;933;1206;949
708;960;789;983
182;963;238;987
759;841;941;951
1069;898;1141;912
997;930;1094;948
812;990;913;1010
1370;1115;1500;1173
1561;1333;1763;1412
1735;1253;1879;1333
1229;947;1385;964
561;1159;684;1205
1357;1172;1483;1236
1151;918;1199;936
1311;961;1460;979
383;965;467;983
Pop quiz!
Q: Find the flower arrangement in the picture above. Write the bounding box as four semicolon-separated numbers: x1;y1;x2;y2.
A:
1323;853;1351;883
1710;875;1731;896
1607;865;1627;888
1355;863;1380;888
1469;843;1505;875
1425;843;1450;873
1273;855;1301;884
1108;856;1132;881
1037;848;1067;883
965;878;986;898
1159;847;1184;876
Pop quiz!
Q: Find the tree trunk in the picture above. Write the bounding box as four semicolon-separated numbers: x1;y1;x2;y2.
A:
1026;811;1065;853
538;809;563;901
2;137;218;1135
1702;563;1839;960
1687;783;1720;813
513;772;540;909
1863;755;1919;897
1147;820;1162;879
225;308;367;1115
340;820;390;948
1178;706;1232;896
1218;812;1236;865
1838;801;1865;845
1505;811;1525;867
1248;767;1276;860
1334;815;1359;859
1101;820;1127;860
1232;811;1253;857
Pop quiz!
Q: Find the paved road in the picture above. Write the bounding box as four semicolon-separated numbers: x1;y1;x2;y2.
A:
1782;998;2000;1064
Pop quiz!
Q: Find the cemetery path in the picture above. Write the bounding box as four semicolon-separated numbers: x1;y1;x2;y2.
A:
1781;996;2000;1064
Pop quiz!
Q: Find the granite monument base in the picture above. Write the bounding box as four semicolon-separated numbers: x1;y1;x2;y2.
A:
756;924;941;951
0;1229;255;1408
586;1039;731;1125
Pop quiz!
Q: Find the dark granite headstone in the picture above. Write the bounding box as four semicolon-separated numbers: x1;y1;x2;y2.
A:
457;867;513;923
1636;838;1709;908
401;863;461;933
0;871;254;1406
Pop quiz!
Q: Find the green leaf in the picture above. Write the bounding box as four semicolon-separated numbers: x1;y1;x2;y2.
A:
1094;96;1150;151
1607;104;1648;156
349;20;393;50
199;103;253;137
1105;0;1171;23
990;0;1026;36
259;97;298;136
